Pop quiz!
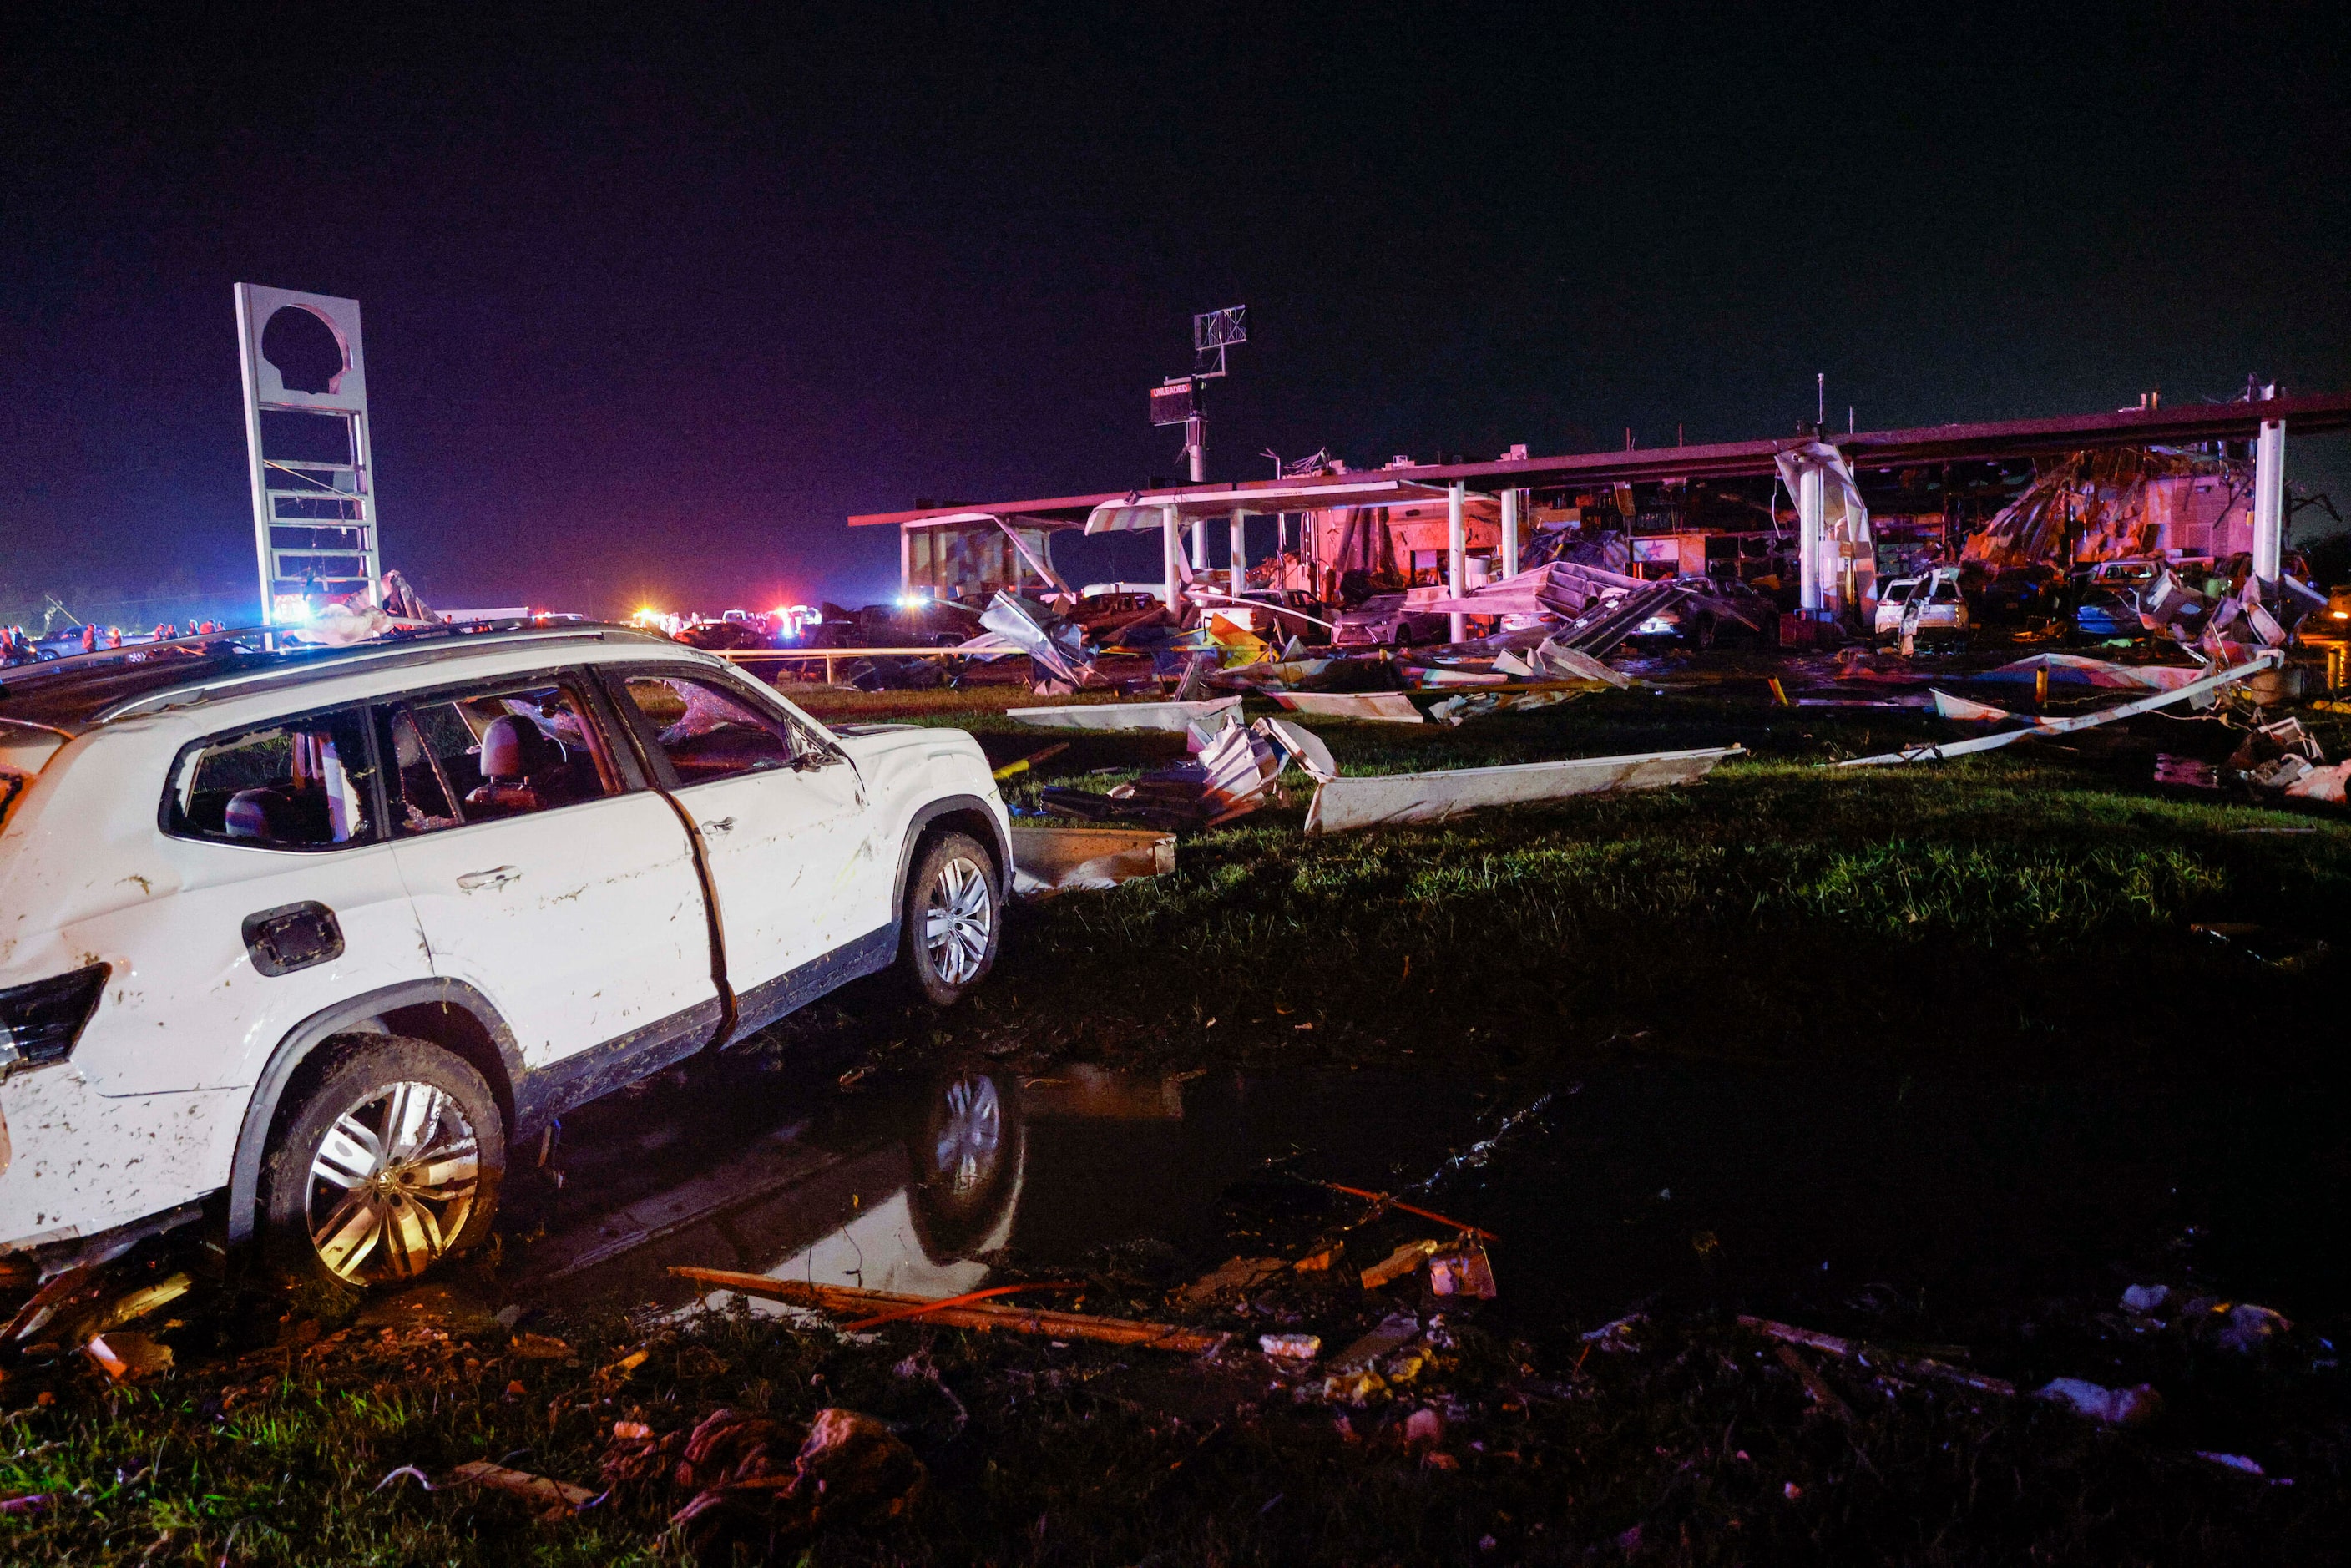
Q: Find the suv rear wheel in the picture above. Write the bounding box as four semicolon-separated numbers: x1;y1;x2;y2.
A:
259;1036;504;1292
898;831;1000;1006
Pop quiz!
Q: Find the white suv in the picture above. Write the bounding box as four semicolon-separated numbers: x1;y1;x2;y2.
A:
0;624;1009;1292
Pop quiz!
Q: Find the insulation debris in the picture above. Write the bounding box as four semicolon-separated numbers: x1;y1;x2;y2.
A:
1973;653;2209;691
1303;745;1744;834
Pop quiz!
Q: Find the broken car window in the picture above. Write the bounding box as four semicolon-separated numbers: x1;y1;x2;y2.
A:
166;705;380;850
615;674;807;786
391;679;620;828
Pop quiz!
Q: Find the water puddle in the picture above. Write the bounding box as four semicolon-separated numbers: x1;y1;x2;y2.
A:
507;1052;2347;1343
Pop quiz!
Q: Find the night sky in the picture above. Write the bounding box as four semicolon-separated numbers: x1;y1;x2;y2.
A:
5;3;2348;622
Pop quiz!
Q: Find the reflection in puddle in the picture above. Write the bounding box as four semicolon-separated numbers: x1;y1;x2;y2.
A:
508;1063;1486;1317
508;1055;2348;1343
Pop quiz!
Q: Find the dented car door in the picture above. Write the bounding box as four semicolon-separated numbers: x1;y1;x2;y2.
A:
384;672;719;1070
604;668;870;996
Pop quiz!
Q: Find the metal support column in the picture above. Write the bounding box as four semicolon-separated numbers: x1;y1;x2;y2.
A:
898;526;913;599
1447;481;1468;645
1229;508;1247;599
1161;505;1184;610
2252;388;2286;599
1797;466;1826;614
1500;488;1520;579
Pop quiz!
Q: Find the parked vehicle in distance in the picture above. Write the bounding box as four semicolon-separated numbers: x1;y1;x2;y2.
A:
1874;566;1970;640
0;623;1009;1292
802;600;983;649
1979;564;2064;623
2070;559;2164;640
1332;593;1451;649
674;619;775;651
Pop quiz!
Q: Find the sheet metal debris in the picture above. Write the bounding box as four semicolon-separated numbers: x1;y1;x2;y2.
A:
1007;695;1241;732
1304;745;1744;834
1272;690;1428;724
978;591;1100;688
1841;652;2281;766
1009;822;1175;897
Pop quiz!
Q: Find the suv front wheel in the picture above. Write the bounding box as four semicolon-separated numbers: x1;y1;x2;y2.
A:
259;1036;505;1292
899;832;1000;1006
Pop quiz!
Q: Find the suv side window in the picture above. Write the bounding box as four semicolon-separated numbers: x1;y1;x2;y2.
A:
610;672;818;786
165;704;382;850
383;676;624;834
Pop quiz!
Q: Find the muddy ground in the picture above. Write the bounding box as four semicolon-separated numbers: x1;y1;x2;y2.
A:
3;665;2348;1564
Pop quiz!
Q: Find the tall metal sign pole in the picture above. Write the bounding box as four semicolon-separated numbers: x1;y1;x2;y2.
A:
1150;307;1246;607
234;285;381;625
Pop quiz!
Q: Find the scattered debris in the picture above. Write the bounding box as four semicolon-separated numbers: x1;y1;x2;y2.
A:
1259;1333;1322;1361
1842;653;2280;766
1974;652;2208;691
670;1269;1226;1353
83;1331;172;1381
1008;823;1175;898
1177;1257;1287;1308
2209;1302;2291;1354
980;591;1100;688
1007;696;1239;732
1428;1242;1497;1299
447;1459;598;1520
2153;754;2220;789
1578;1315;1646;1353
372;1465;435;1494
1774;1343;1857;1424
2037;1378;2162;1425
1271;690;1428;724
1359;1240;1443;1291
2196;1451;2288;1483
1316;1182;1499;1242
2121;1284;2172;1314
1304;745;1743;834
1331;1314;1421;1371
1737;1317;2015;1396
991;741;1069;780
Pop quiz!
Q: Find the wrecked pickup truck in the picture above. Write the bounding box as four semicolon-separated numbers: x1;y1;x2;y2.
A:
0;623;1009;1293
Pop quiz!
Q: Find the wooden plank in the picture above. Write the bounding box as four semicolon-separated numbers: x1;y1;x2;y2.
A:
670;1267;1226;1353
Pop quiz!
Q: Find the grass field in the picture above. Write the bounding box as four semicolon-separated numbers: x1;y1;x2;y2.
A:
5;676;2347;1564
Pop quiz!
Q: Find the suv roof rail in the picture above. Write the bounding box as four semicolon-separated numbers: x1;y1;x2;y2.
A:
72;620;670;726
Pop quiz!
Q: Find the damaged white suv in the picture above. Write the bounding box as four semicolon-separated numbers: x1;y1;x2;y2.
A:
0;624;1009;1290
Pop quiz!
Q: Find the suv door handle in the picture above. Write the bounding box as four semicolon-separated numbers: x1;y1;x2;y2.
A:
456;867;522;891
700;817;736;837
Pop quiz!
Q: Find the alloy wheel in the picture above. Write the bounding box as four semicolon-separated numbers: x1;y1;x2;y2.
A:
306;1080;481;1284
922;855;992;986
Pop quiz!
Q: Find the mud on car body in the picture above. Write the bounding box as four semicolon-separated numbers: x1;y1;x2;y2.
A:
0;623;1010;1292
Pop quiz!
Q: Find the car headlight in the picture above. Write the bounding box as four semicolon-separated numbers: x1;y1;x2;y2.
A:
0;964;109;1077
